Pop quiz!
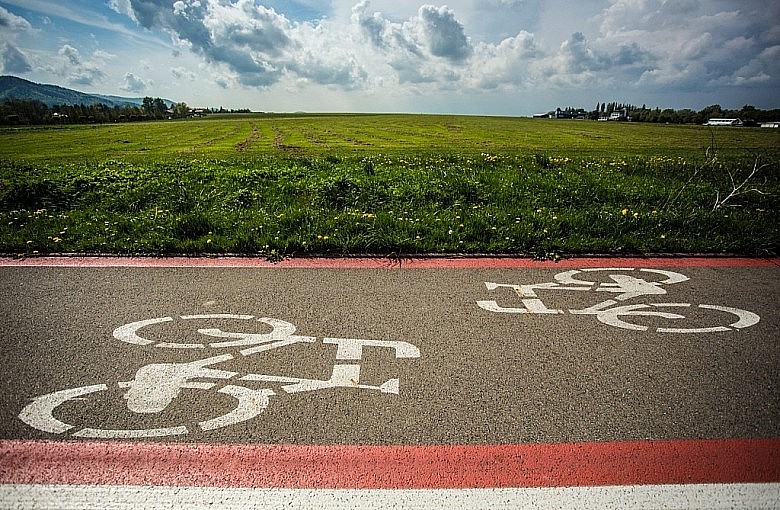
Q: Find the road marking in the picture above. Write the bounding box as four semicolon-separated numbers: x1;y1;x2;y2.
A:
1;256;777;268
2;439;777;488
2;483;778;509
19;316;420;438
479;268;762;333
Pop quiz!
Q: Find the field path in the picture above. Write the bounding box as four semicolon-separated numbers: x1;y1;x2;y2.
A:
234;122;261;152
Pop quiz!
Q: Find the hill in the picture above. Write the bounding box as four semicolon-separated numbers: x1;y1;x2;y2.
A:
0;75;172;108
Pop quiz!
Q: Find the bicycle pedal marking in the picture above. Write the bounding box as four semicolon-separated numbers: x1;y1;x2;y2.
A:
478;268;760;333
19;316;420;438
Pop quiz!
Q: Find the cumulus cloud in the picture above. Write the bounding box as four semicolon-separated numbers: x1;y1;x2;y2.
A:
100;0;778;103
416;5;472;62
467;31;539;90
171;65;196;80
594;0;780;92
118;0;293;86
350;1;475;85
0;6;33;74
50;44;110;86
0;6;32;32
121;72;151;92
353;2;472;62
1;43;32;74
58;44;82;66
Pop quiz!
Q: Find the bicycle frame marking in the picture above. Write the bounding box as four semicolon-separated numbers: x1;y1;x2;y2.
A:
477;268;760;333
19;317;420;438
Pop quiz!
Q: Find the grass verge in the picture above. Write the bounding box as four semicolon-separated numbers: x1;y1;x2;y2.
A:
2;150;777;258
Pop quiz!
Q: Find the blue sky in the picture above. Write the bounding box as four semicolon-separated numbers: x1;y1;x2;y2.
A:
1;0;778;115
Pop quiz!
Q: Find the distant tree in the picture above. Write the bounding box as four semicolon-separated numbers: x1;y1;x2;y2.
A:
153;97;167;117
142;96;154;114
173;102;189;117
677;109;697;124
699;104;723;120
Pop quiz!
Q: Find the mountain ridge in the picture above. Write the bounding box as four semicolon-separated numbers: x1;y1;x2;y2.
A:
0;75;173;108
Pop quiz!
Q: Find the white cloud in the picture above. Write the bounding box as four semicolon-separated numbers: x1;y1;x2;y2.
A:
120;72;151;93
0;5;33;74
579;0;780;97
466;31;539;90
50;44;109;87
4;1;777;113
416;5;472;62
171;66;196;81
58;44;81;66
1;42;32;74
94;0;775;106
0;5;32;32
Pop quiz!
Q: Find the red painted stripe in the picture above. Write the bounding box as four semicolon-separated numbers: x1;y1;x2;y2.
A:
1;439;778;489
0;256;777;269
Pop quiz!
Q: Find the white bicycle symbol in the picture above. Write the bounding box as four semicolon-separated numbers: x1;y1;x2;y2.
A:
19;315;420;438
477;268;760;333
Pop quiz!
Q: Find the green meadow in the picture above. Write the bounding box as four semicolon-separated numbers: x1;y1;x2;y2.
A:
1;114;778;258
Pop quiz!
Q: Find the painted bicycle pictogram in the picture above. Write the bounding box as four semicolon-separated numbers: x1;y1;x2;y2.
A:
19;315;420;438
477;268;760;333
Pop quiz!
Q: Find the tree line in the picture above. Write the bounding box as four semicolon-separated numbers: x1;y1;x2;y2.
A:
0;97;248;125
592;102;780;125
3;96;778;126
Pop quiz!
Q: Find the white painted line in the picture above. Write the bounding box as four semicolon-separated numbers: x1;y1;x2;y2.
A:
1;483;778;510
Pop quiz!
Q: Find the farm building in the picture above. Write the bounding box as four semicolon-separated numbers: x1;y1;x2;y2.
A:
534;108;586;119
761;121;780;128
705;118;743;126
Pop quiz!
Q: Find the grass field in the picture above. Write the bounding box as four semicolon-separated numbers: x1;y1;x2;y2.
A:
1;114;778;258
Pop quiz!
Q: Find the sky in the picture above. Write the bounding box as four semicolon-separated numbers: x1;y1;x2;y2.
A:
0;0;778;115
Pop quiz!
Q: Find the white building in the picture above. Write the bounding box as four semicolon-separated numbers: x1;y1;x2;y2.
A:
705;118;743;126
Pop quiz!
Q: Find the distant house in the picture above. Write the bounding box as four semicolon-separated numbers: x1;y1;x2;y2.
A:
760;121;780;128
534;107;586;119
604;108;629;121
546;108;585;119
705;118;743;126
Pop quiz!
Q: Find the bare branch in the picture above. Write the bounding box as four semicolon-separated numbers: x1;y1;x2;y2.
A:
712;157;771;211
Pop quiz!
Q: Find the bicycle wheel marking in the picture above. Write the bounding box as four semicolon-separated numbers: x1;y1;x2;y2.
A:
112;317;173;346
113;314;258;349
478;268;760;333
198;387;275;432
19;384;108;434
19;316;420;438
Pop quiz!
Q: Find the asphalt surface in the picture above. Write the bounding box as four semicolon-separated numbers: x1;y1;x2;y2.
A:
1;259;778;446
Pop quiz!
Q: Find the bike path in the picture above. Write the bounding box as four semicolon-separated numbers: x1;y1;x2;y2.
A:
0;256;778;508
